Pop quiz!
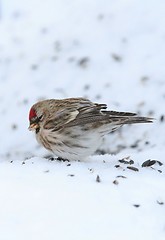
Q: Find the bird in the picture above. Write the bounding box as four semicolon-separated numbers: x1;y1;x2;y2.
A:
28;97;153;161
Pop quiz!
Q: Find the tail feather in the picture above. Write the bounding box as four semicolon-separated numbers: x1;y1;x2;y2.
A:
102;110;137;117
110;116;153;125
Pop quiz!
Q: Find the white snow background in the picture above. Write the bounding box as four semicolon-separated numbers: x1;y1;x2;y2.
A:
0;0;165;239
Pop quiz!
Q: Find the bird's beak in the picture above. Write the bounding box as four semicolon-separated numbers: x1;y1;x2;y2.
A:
28;123;39;131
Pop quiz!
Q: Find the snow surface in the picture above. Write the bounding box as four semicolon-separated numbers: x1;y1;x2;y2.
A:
0;0;165;239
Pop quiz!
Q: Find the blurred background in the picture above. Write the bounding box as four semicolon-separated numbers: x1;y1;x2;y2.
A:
0;0;165;160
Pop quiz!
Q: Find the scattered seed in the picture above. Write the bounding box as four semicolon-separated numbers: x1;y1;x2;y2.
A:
83;84;90;91
116;175;127;179
96;175;101;183
141;76;149;83
158;170;162;173
157;160;163;166
113;180;119;185
142;159;156;167
160;115;164;122
130;140;140;149
11;124;17;130
130;143;138;148
157;200;164;205
78;57;89;68
56;157;69;162
127;166;139;172
119;159;134;165
88;168;94;173
133;204;140;208
66;163;71;167
68;174;75;177
22;161;25;165
44;170;50;173
111;53;122;62
114;165;120;168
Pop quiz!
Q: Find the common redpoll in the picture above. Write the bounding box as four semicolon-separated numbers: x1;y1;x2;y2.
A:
28;98;152;161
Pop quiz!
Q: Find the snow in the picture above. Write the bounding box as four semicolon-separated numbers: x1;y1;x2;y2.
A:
0;0;165;239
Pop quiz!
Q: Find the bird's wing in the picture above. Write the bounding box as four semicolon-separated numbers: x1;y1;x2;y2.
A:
43;98;105;130
43;98;152;131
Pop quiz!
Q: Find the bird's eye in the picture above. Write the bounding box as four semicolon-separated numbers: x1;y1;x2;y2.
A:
38;115;43;121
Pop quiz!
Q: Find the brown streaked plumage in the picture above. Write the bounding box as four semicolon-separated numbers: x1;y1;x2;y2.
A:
28;97;153;161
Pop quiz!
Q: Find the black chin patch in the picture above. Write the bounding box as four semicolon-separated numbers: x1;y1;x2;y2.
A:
35;127;40;134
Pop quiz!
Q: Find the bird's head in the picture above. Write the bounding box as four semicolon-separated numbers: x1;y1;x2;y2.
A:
28;106;44;133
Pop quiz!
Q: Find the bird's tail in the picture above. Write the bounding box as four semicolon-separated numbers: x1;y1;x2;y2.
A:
102;110;153;125
116;116;153;125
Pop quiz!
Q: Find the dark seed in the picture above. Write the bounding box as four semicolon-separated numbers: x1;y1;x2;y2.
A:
84;84;90;91
113;180;119;185
127;166;139;172
141;76;149;82
119;159;134;165
118;159;126;163
78;57;89;68
130;143;138;148
57;157;69;162
114;165;120;168
11;124;17;130
157;200;164;205
116;175;127;179
160;115;164;122
156;160;163;166
68;174;75;177
142;159;156;167
133;204;140;208
88;168;93;172
129;160;134;165
130;140;140;148
66;163;71;167
111;53;122;62
96;175;101;183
